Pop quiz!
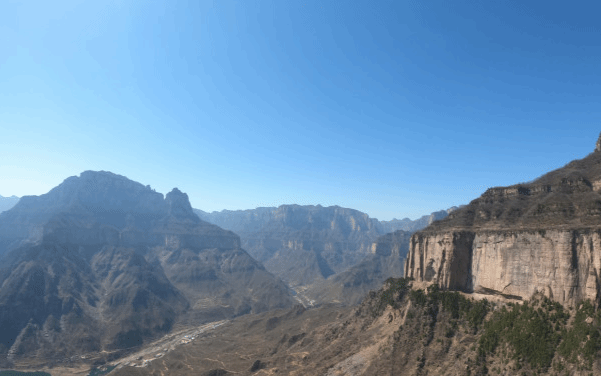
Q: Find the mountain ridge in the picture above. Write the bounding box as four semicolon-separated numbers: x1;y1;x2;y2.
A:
0;195;19;215
194;205;454;292
0;171;294;365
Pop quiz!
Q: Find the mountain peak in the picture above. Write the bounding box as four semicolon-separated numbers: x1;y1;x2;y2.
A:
166;188;198;221
596;132;601;152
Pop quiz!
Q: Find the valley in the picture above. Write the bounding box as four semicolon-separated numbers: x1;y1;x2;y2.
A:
3;135;601;375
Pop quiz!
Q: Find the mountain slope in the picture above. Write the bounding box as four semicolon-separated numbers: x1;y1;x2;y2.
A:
305;230;412;305
196;205;384;288
195;206;452;292
0;195;19;214
0;171;294;365
109;278;601;375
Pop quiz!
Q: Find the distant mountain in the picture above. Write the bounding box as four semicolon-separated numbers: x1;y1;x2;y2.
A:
0;195;19;213
0;171;293;364
196;205;383;288
194;205;455;303
305;229;412;305
380;207;460;233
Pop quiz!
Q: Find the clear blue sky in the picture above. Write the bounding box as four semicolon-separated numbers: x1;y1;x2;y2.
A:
1;0;600;220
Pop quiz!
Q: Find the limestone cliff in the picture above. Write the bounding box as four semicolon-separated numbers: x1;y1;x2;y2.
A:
405;136;601;306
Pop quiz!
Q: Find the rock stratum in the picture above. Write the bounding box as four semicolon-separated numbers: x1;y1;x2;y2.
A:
406;134;601;306
305;229;412;305
0;171;293;365
195;205;452;295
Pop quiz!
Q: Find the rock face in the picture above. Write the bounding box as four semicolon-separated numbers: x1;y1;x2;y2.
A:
306;230;412;305
405;138;601;306
195;206;452;290
196;205;385;287
0;171;293;362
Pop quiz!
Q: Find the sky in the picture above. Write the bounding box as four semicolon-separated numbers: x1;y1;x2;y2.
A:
1;0;600;221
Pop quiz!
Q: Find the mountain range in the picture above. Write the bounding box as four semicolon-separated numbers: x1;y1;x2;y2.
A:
194;205;454;300
0;195;19;214
106;133;601;376
4;135;601;375
0;170;458;368
0;171;293;365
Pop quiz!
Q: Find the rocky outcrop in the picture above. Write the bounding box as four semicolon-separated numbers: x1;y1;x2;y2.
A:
0;171;294;362
406;229;601;305
196;205;384;287
306;230;412;305
194;205;453;289
405;137;601;306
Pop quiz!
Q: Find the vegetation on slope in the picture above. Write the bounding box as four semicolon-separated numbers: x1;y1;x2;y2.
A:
374;278;601;375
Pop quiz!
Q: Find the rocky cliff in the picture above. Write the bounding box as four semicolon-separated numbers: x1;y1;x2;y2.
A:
196;205;385;287
194;205;452;290
0;171;294;364
306;229;412;305
405;134;601;306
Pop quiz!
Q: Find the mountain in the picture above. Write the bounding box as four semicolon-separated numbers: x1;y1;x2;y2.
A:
380;207;459;233
103;136;601;376
304;229;412;305
110;278;601;375
0;171;293;365
194;206;452;293
406;133;601;306
195;205;385;288
0;195;19;214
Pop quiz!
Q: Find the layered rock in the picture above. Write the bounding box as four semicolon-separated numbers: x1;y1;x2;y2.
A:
196;205;384;287
306;230;412;305
0;171;293;363
194;205;452;289
405;137;601;306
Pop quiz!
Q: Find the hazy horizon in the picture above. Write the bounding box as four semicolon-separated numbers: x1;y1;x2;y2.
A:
2;1;600;220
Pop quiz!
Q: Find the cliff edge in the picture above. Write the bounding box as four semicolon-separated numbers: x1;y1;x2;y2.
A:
405;134;601;306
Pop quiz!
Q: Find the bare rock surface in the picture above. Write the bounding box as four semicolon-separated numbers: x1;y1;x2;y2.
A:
0;171;294;365
194;205;452;302
306;229;412;305
406;136;601;306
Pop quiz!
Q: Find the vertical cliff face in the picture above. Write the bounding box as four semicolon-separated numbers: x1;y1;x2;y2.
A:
470;230;601;304
406;137;601;306
405;231;474;291
406;229;601;306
